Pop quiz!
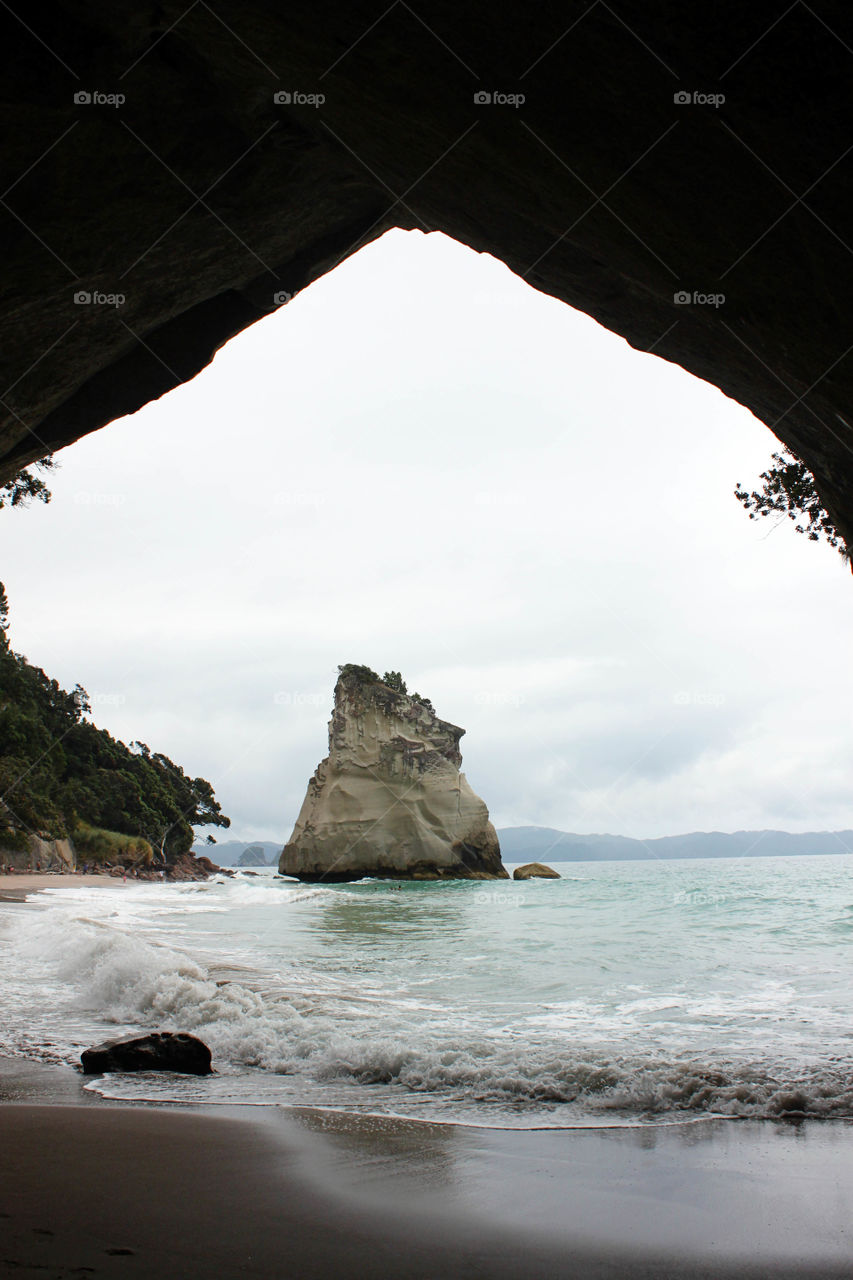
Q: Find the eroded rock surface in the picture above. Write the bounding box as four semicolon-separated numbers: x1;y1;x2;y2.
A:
0;836;76;872
280;668;506;881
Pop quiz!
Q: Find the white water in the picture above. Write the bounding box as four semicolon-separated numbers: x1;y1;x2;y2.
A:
1;855;852;1126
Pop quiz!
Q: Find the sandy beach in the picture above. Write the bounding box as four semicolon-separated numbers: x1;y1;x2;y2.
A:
0;872;128;903
1;1054;852;1279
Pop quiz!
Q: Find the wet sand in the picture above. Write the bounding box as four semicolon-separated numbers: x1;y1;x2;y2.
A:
0;1059;851;1279
0;872;124;902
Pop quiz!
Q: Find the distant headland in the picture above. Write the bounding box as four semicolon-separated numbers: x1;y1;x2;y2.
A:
202;827;853;868
498;827;853;862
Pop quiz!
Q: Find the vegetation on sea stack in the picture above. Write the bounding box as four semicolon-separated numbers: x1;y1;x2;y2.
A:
0;584;229;859
337;664;434;712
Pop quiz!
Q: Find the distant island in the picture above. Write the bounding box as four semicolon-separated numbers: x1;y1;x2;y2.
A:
195;841;281;867
498;827;853;862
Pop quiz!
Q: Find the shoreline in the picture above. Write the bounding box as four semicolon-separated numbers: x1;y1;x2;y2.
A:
3;884;853;1276
0;871;138;902
2;1058;853;1278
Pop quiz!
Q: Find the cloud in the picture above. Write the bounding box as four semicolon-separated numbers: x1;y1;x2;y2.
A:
4;229;853;843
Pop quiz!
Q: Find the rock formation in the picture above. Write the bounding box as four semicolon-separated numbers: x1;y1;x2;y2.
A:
513;862;561;880
237;844;268;867
0;836;77;873
81;1032;212;1075
2;6;853;551
280;667;507;881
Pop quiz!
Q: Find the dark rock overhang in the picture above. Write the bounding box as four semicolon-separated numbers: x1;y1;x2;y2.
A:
2;2;852;547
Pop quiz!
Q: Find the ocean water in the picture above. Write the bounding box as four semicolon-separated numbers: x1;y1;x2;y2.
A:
1;854;852;1127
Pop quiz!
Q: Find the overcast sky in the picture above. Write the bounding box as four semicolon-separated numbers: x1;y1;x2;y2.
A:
4;229;853;843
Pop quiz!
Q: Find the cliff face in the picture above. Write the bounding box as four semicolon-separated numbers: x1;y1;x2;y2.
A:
280;671;506;881
0;836;75;872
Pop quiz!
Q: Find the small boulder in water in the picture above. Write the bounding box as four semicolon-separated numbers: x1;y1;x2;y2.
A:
81;1032;212;1076
513;862;561;880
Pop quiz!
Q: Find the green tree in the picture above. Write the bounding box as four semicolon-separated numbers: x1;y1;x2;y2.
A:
735;451;849;565
0;586;230;858
382;670;407;694
338;663;380;684
0;457;56;509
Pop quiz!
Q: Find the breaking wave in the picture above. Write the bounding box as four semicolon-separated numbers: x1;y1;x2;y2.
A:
4;887;853;1126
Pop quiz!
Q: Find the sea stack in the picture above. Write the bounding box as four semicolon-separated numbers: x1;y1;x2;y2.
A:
280;665;507;882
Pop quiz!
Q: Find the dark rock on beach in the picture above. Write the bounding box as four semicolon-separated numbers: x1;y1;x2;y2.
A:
513;863;561;880
81;1032;212;1076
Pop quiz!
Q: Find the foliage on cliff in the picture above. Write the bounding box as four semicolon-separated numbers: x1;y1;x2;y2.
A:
0;456;56;510
735;451;849;565
338;664;434;712
0;585;229;857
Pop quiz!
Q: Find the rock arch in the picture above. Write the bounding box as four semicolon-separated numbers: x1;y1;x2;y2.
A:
2;3;851;546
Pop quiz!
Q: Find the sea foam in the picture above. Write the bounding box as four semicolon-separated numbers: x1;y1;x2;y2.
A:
3;860;853;1126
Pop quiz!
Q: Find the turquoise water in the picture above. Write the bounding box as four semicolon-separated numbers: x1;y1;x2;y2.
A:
1;854;852;1126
